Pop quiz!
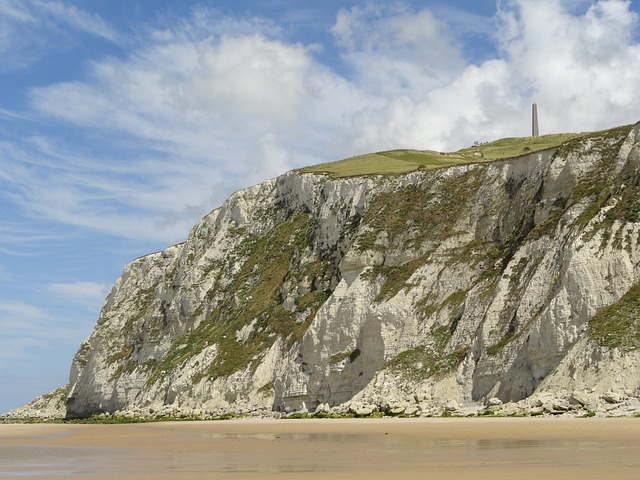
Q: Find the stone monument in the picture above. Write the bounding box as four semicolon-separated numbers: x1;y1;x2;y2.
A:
532;102;539;137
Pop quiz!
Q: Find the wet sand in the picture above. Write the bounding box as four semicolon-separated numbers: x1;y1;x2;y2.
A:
1;417;639;479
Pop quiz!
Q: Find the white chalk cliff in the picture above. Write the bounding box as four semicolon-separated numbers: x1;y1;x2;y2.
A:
57;123;640;418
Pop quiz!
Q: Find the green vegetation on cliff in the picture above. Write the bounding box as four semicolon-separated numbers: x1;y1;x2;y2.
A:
590;283;640;351
300;132;584;178
386;326;468;380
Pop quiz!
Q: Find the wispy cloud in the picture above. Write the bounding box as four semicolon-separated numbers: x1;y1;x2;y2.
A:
0;1;38;23
0;107;32;121
0;301;48;328
0;301;89;359
1;129;233;242
4;15;352;241
35;0;119;42
0;223;67;256
0;0;118;72
0;302;50;348
47;282;112;309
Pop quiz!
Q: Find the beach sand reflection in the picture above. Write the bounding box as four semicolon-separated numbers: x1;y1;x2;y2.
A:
1;417;638;479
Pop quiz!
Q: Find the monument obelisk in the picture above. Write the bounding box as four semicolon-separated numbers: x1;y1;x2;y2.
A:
532;102;539;137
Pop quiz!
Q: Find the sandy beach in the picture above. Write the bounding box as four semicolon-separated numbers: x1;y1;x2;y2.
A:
1;417;639;479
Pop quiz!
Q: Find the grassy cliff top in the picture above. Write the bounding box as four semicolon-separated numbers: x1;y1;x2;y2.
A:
299;132;586;178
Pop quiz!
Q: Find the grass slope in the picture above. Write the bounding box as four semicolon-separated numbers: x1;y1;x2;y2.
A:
590;283;640;351
300;132;585;178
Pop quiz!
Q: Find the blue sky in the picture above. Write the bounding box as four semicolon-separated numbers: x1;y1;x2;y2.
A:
1;0;639;414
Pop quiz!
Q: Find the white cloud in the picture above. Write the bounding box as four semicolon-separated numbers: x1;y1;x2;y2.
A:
13;16;359;241
30;31;320;141
493;0;640;134
332;4;466;96
335;0;640;151
182;35;313;130
2;1;640;245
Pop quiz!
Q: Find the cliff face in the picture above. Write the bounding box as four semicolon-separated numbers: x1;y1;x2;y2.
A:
66;123;640;418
